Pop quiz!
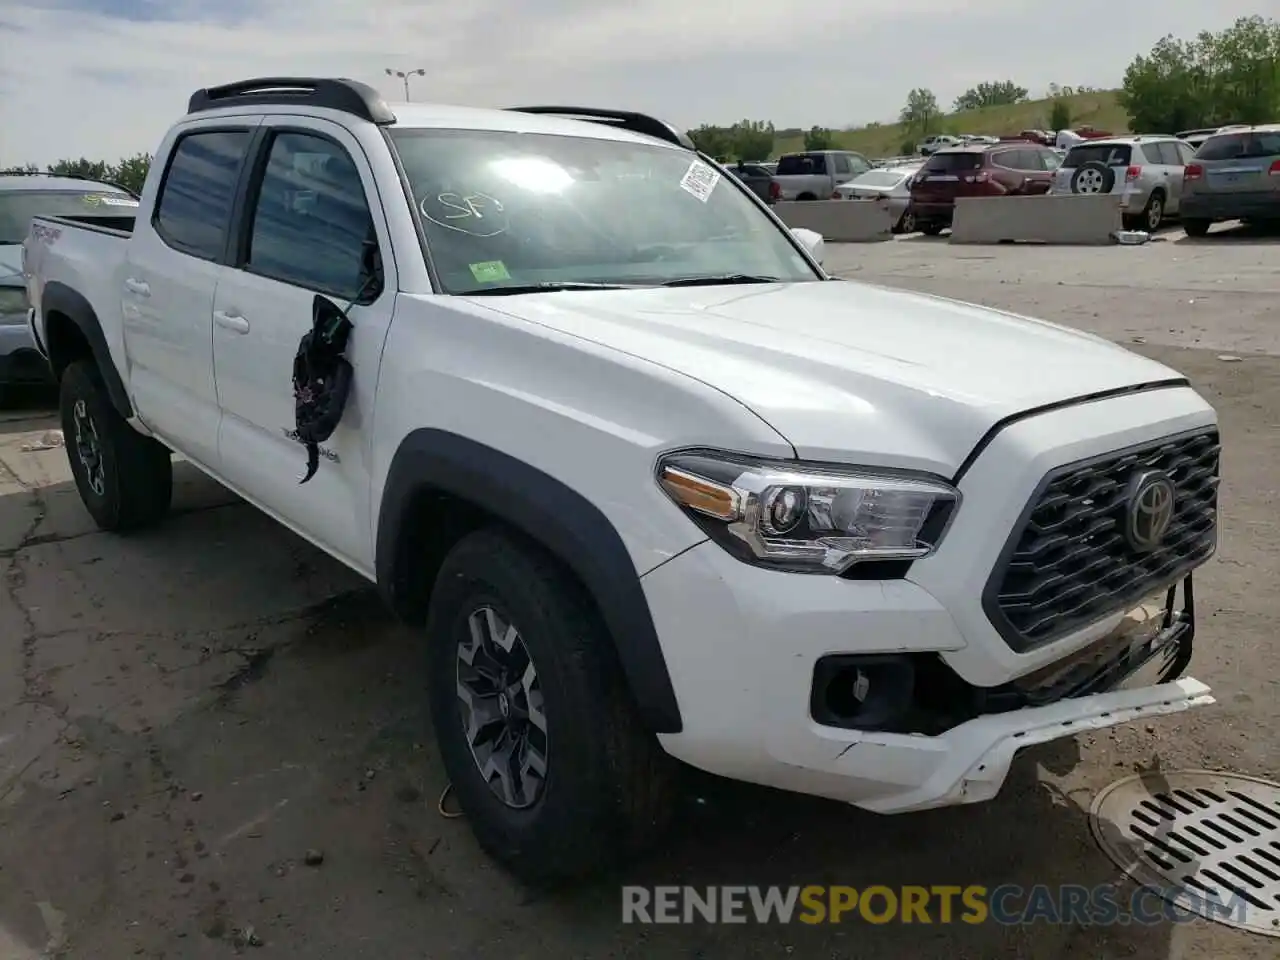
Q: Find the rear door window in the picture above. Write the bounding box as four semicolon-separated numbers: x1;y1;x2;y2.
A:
153;129;254;261
832;154;852;176
1152;142;1183;166
1063;143;1132;168
922;152;983;173
1196;131;1280;161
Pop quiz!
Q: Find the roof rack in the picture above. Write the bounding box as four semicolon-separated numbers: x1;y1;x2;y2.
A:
505;106;694;150
187;77;396;125
0;169;139;198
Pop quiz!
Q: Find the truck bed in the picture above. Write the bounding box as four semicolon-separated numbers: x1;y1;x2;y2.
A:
41;212;136;237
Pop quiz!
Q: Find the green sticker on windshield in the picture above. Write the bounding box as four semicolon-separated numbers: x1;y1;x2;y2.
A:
469;260;511;283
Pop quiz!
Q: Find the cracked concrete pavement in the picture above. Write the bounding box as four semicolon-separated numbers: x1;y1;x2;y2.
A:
1;226;1279;958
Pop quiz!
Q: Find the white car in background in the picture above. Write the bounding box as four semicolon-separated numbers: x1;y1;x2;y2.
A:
834;164;922;232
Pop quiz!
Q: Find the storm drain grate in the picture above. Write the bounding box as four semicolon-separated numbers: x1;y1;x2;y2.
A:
1090;770;1280;937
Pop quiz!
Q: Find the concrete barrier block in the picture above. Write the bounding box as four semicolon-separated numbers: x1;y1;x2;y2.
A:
949;195;1121;245
773;199;894;243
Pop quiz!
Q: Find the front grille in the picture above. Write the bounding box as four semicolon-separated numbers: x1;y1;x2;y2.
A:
984;429;1220;651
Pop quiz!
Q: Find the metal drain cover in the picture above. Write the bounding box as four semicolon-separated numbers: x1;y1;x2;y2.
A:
1090;770;1280;936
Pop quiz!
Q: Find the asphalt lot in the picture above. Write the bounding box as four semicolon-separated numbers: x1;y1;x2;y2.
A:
2;226;1279;959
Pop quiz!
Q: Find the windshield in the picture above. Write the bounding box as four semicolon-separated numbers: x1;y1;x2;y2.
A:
849;170;911;188
0;188;136;243
1063;143;1132;168
1195;131;1280;160
389;129;819;294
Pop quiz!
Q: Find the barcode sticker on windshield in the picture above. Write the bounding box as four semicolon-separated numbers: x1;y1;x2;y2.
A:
679;160;720;202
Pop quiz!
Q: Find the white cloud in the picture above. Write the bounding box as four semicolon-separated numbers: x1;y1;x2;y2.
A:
0;0;1271;165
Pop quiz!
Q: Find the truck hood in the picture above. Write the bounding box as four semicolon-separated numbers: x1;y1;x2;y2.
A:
483;280;1183;474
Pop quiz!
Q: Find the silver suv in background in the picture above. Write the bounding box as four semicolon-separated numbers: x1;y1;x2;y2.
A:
0;174;139;395
1180;124;1280;237
1050;136;1196;231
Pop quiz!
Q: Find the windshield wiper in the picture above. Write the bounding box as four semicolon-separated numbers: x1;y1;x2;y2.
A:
660;274;781;287
460;281;640;296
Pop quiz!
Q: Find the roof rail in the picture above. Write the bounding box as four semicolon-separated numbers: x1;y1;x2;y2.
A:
505;106;695;150
187;77;397;125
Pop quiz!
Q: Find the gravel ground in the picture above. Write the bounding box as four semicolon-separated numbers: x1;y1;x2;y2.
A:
1;225;1278;959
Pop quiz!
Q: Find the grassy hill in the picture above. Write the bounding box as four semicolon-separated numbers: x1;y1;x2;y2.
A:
772;90;1128;159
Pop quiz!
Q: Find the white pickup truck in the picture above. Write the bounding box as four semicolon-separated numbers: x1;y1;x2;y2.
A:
22;77;1221;885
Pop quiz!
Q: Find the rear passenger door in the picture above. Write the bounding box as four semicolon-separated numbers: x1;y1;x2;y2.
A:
123;121;261;467
210;116;396;573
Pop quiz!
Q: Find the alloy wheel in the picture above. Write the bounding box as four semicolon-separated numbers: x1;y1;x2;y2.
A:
455;606;549;808
1147;197;1163;230
1076;170;1104;194
71;398;106;497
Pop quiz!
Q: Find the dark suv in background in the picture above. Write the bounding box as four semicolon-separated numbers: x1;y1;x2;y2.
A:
1180;124;1280;237
908;143;1060;235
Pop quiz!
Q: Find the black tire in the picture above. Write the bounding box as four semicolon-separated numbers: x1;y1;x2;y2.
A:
59;359;172;532
1070;161;1116;195
1182;218;1211;238
895;209;917;234
1140;191;1165;231
920;221;945;236
425;527;676;885
796;192;818;201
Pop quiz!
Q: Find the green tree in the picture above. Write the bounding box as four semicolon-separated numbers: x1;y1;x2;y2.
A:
0;164;40;175
688;124;735;158
111;153;152;194
1049;99;1072;131
728;120;776;160
46;158;112;181
899;88;940;135
953;80;1029;112
1118;16;1280;132
803;126;834;151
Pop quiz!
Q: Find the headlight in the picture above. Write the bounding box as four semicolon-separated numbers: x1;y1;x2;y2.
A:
657;450;958;574
0;287;28;317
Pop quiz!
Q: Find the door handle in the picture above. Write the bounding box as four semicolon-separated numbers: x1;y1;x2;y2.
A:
213;310;250;334
123;278;150;297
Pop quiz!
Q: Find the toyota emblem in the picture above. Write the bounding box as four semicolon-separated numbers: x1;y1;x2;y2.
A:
1125;470;1176;553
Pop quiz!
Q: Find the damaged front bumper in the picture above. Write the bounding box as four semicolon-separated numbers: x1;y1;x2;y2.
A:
784;577;1214;814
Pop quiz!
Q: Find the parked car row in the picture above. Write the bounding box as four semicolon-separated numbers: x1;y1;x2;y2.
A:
880;124;1280;237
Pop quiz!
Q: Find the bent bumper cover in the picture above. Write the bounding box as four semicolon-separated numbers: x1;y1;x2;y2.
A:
851;677;1213;814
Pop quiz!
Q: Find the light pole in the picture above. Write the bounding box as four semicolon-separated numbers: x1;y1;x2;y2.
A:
385;67;426;101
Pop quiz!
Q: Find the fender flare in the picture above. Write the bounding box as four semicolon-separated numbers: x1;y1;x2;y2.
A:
41;281;133;418
376;428;683;734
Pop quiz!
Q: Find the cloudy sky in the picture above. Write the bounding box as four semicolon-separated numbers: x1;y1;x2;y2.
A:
0;1;1270;166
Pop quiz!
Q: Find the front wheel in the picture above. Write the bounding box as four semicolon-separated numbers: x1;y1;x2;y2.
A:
59;359;172;532
425;528;676;885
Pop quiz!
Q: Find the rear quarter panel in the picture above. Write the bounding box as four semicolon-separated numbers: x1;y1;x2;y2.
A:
24;219;130;375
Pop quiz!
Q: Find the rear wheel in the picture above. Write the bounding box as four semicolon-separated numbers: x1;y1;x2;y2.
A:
425;527;676;885
895;209;917;234
59;359;172;532
1182;218;1211;238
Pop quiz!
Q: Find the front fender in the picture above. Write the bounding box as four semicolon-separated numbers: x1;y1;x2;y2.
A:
376;428;683;734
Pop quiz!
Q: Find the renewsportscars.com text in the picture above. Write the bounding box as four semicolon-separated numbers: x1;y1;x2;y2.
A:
621;884;1250;926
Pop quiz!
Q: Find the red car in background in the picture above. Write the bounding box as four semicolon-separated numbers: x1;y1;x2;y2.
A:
909;143;1061;235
